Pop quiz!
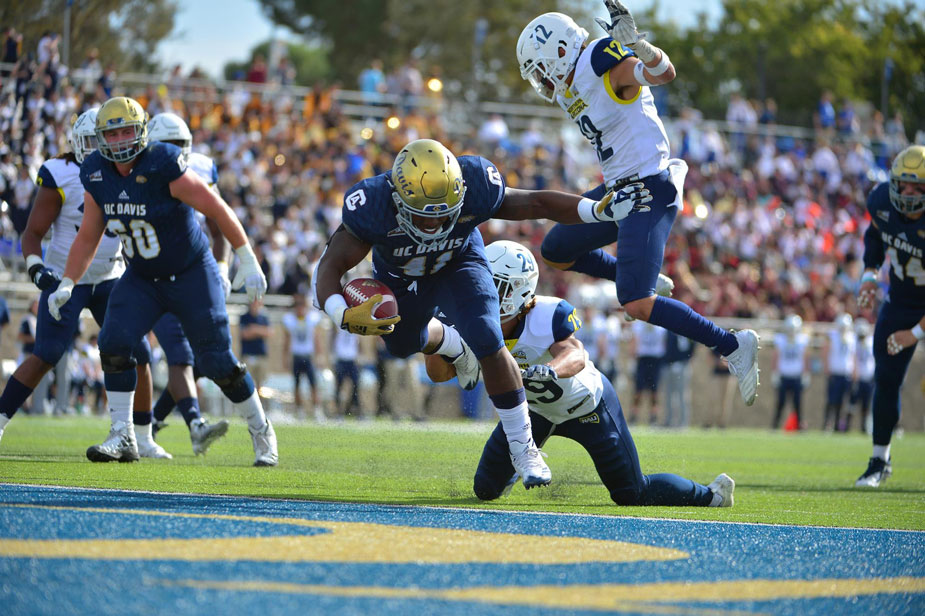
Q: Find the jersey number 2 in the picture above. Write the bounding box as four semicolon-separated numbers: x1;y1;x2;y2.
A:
578;116;614;164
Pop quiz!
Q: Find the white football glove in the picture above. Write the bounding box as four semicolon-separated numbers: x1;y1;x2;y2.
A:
595;0;644;47
521;364;558;382
48;277;75;321
216;260;232;300
231;244;267;302
592;182;653;223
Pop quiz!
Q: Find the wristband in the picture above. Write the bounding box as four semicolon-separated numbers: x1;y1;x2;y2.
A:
216;260;229;277
860;270;878;285
577;197;603;223
633;61;658;88
324;294;348;329
646;51;671;76
26;254;44;271
912;324;925;341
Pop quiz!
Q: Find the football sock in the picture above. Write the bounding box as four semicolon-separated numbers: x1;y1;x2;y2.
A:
648;296;738;356
0;376;33;420
435;324;464;360
568;249;617;281
105;369;137;393
872;444;891;461
133;410;153;426
136;422;156;446
639;474;714;507
234;390;267;430
490;388;531;445
108;391;134;426
152;389;175;422
175;397;201;427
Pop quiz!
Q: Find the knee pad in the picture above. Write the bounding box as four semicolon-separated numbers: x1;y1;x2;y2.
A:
209;359;247;390
132;336;152;365
99;352;137;374
473;478;502;502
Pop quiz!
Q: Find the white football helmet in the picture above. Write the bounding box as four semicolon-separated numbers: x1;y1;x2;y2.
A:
147;112;192;161
485;240;539;322
517;13;589;103
784;314;803;334
68;108;99;163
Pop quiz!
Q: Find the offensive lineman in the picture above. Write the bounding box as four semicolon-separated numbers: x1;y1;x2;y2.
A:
855;144;925;487
0;109;155;450
517;1;761;406
48;96;277;466
427;240;734;507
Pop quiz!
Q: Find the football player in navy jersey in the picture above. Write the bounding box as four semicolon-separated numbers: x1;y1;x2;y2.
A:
314;139;628;489
48;96;277;466
855;145;925;487
426;241;734;507
0;109;155;451
517;2;761;408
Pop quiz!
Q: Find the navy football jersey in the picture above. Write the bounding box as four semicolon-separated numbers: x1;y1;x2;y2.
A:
342;155;506;281
865;182;925;307
80;142;210;279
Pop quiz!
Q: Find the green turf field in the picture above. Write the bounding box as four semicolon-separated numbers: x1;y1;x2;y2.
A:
1;415;923;530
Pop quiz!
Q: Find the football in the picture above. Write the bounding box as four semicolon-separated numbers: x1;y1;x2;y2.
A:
342;278;399;319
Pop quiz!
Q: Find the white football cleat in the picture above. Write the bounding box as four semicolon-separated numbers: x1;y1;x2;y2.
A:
250;419;278;467
138;439;173;459
855;457;892;488
509;440;551;489
451;339;481;391
725;329;761;406
190;417;229;455
624;274;675;321
86;421;139;463
707;473;735;507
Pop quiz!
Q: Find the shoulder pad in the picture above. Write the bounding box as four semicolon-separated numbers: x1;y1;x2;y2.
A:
589;37;636;77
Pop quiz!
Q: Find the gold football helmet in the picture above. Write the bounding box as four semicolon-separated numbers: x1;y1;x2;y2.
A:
95;96;148;163
889;144;925;216
390;139;467;246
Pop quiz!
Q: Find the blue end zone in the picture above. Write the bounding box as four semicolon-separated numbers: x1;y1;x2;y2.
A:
1;484;923;615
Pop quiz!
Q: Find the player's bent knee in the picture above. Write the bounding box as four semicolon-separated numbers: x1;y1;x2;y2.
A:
541;256;574;271
610;489;643;507
100;352;138;374
473;478;502;501
210;360;247;390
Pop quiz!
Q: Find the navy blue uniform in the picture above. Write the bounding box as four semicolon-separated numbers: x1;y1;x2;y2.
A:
341;156;507;359
863;182;925;446
473;377;713;507
80;143;249;398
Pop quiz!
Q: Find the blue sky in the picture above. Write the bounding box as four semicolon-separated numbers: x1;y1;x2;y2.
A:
156;0;921;78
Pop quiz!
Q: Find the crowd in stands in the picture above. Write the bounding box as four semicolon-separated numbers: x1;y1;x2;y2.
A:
0;37;919;328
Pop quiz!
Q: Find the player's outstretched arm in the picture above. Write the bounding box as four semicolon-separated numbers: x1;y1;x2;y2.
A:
596;0;675;91
22;186;64;291
858;222;884;309
170;170;266;300
496;186;647;224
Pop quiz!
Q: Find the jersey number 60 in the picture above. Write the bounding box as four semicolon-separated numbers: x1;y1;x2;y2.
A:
107;219;161;260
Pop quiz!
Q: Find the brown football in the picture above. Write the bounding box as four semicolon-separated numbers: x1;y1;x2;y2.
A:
342;278;398;319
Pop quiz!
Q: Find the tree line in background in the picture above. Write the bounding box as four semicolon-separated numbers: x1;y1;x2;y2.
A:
2;0;922;130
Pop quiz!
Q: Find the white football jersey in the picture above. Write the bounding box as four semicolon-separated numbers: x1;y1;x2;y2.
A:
38;157;124;285
507;296;604;425
827;329;856;376
557;37;670;184
855;336;875;381
773;332;809;378
187;151;219;225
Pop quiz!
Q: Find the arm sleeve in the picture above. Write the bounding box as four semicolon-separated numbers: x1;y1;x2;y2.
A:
862;223;884;271
551;300;580;342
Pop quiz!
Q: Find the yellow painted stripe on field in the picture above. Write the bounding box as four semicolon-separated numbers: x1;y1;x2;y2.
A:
162;576;925;611
0;504;686;563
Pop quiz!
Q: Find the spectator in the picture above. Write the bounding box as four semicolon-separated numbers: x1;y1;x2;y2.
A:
282;293;323;418
375;338;425;422
332;328;361;418
704;349;736;429
823;314;856;432
2;27;21;76
629;321;667;425
814;90;836;134
0;295;9;351
358;59;386;105
662;332;695;428
239;298;271;402
771;315;810;430
246;54;268;84
850;318;875;434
